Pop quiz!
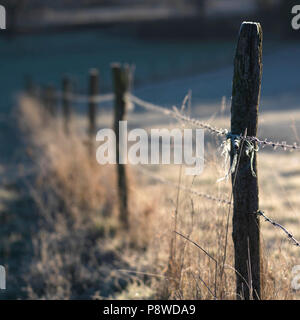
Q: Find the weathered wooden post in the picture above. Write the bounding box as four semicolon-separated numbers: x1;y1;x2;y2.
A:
88;69;99;144
62;76;72;134
230;22;263;300
112;63;131;228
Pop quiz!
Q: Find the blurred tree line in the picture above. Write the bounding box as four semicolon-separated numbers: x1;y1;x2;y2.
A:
1;0;299;39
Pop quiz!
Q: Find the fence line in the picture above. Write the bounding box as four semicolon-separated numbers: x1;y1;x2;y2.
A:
25;73;300;250
28;87;300;151
25;21;300;299
26;73;300;250
43;91;115;104
60;92;114;104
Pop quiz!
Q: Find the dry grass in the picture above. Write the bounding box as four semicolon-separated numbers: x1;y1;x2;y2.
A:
17;96;151;299
12;95;300;300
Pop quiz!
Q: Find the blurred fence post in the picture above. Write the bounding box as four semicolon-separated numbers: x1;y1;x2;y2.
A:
44;85;57;117
42;86;49;116
62;76;72;134
112;63;131;228
230;22;263;300
88;69;99;146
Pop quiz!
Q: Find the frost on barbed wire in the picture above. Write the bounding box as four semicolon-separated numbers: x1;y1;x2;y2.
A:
128;94;300;152
28;87;300;151
128;94;229;136
24;86;300;250
256;211;300;247
134;166;231;206
127;94;300;248
248;137;300;151
134;166;300;249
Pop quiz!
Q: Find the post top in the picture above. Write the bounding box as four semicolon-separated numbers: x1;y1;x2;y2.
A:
89;68;99;76
238;21;262;39
242;21;260;25
111;62;121;69
240;21;261;32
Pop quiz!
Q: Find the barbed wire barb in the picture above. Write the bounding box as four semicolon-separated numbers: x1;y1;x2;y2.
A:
256;210;300;247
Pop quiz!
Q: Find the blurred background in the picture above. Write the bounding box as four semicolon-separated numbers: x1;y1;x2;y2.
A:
1;0;300;169
1;0;300;300
0;0;298;111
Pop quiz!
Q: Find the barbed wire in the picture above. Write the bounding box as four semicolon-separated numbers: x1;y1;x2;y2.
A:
128;94;229;136
28;90;114;104
26;89;300;248
133;166;300;248
134;165;231;205
128;94;300;152
256;210;300;247
247;136;300;151
28;89;300;150
55;91;114;104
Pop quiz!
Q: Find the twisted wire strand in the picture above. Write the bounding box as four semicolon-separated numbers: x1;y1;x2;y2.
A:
128;94;300;151
133;167;300;247
56;92;114;104
29;89;300;150
247;137;300;151
256;210;300;247
133;165;231;205
28;90;114;104
128;94;229;136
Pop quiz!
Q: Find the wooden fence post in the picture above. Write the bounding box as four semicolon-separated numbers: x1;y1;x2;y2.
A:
231;22;263;300
112;63;131;228
88;69;99;144
62;76;72;134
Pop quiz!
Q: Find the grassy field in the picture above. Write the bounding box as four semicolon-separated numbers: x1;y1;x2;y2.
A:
2;93;298;300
